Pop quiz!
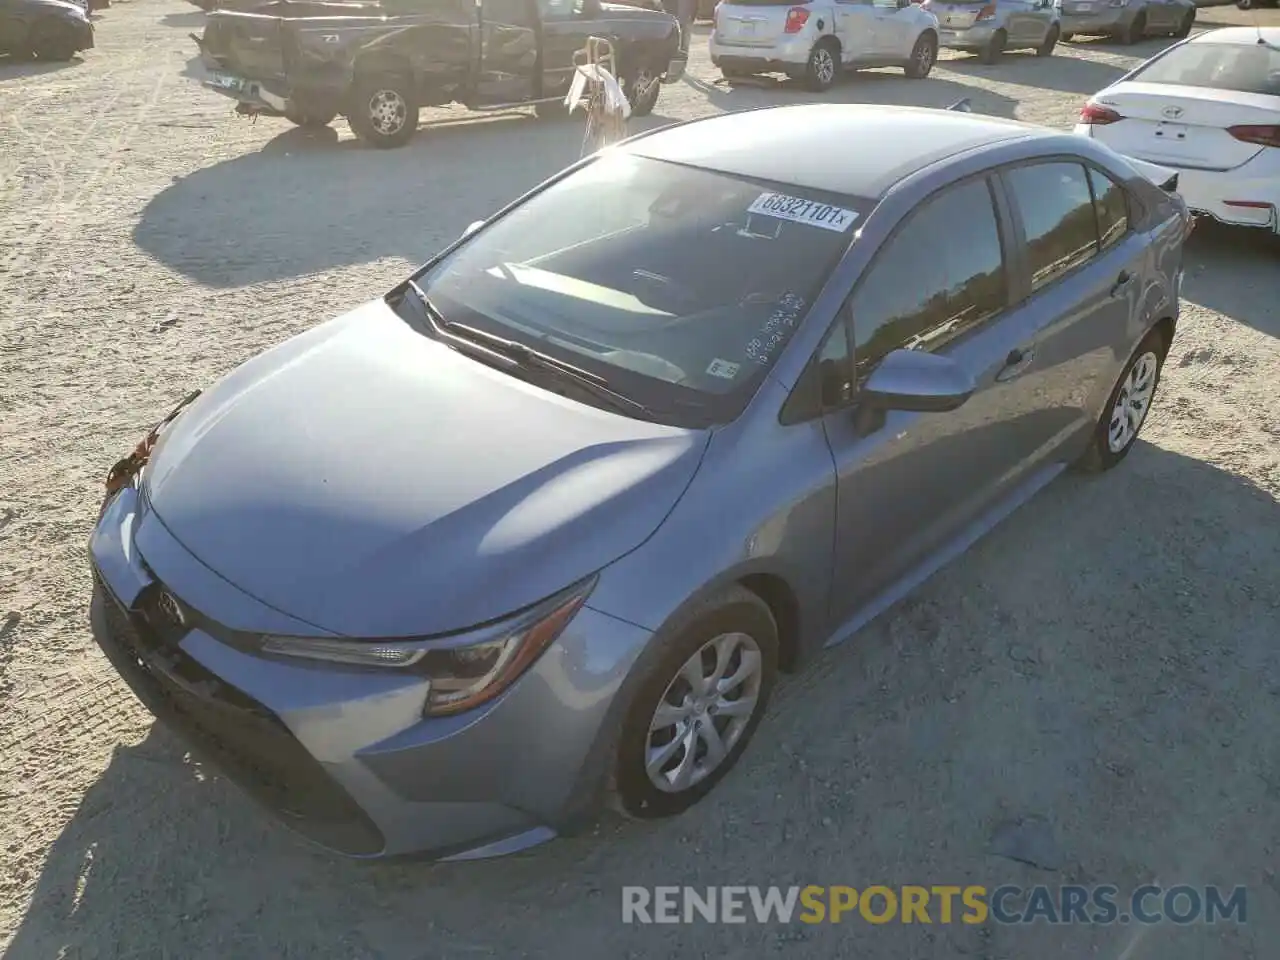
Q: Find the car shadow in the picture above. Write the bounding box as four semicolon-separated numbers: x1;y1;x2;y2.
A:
1181;219;1280;337
5;443;1279;959
0;54;86;79
684;68;1019;118
940;49;1131;95
130;110;680;288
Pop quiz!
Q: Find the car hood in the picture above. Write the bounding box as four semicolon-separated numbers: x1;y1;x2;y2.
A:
143;299;709;637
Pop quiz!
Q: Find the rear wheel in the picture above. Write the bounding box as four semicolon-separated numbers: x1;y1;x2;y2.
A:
1117;11;1145;44
803;38;840;92
624;63;661;117
32;22;78;61
1075;329;1167;472
979;28;1007;63
346;73;418;149
1036;24;1060;56
904;31;937;78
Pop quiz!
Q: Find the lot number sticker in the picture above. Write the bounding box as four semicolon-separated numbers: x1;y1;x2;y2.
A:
747;193;858;232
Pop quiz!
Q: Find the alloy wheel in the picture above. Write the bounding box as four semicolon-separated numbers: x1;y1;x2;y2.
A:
367;90;407;137
645;632;764;793
1107;350;1159;452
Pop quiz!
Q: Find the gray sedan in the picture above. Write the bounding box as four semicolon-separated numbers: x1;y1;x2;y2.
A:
89;103;1191;861
926;0;1063;61
1060;0;1197;44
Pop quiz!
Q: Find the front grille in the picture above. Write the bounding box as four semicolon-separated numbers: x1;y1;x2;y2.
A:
92;572;384;856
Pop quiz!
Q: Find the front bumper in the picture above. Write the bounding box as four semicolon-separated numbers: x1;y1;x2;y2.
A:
710;33;814;69
89;485;655;860
1060;7;1130;33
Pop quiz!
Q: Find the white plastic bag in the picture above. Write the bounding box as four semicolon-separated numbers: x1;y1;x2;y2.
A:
564;63;632;120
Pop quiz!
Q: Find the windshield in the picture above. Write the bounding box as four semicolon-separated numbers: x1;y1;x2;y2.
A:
415;152;866;424
1133;41;1280;97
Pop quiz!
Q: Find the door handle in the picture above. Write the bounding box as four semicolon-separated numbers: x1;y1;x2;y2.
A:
1109;269;1133;297
996;346;1035;382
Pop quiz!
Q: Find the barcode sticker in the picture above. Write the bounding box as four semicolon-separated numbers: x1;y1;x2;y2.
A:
747;193;858;232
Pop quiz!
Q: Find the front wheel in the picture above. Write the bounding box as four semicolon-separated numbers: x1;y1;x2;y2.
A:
33;23;78;61
1075;329;1167;472
1037;24;1060;56
803;39;839;92
979;28;1007;63
904;32;937;78
612;585;778;819
346;74;419;149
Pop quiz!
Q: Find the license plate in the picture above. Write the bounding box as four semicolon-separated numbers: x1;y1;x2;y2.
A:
210;72;246;92
1075;2;1094;10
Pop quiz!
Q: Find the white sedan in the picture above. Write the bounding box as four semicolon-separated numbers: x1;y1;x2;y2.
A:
1075;27;1280;236
710;0;942;91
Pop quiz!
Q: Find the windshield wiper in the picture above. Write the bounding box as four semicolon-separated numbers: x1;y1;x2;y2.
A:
403;279;654;419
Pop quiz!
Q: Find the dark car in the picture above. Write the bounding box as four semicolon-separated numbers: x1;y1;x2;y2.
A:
0;0;93;61
193;0;687;148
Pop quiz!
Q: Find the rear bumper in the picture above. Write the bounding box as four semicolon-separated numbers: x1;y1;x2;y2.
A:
88;484;654;860
937;22;1000;49
710;33;813;68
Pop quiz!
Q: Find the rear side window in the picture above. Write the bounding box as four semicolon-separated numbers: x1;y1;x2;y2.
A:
850;177;1007;380
1004;162;1098;292
1089;167;1129;252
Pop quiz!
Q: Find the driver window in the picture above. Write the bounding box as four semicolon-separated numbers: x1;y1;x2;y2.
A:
539;0;577;17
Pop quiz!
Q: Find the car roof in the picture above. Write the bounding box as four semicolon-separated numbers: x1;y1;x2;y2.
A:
623;104;1047;199
1187;26;1280;45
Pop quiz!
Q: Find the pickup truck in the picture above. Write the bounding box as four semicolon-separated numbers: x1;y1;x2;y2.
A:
193;0;687;148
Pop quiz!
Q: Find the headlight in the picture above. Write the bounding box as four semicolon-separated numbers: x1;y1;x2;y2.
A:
260;576;596;716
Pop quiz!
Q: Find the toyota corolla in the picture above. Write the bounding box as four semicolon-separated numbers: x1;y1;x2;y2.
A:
90;104;1190;861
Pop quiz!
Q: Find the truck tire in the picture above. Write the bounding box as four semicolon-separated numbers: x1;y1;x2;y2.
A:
347;73;419;149
625;63;661;118
33;21;78;61
285;107;337;129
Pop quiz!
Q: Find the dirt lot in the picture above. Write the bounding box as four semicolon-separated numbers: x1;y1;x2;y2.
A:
2;3;1278;957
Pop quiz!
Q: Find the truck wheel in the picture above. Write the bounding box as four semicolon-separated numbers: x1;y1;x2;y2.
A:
347;74;418;149
803;38;839;92
33;22;78;61
625;64;661;118
285;107;336;129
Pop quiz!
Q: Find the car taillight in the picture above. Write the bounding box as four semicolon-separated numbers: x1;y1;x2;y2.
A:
975;3;996;19
784;6;810;31
1079;102;1124;125
1227;124;1280;148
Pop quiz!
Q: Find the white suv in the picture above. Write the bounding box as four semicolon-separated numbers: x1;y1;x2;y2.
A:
710;0;941;90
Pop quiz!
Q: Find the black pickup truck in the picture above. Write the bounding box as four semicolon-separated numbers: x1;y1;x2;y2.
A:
193;0;686;148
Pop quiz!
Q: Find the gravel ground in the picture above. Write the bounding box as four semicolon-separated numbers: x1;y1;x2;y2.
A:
2;3;1278;957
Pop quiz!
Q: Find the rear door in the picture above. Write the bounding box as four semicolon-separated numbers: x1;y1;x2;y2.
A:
836;0;885;60
993;159;1151;459
474;0;539;104
868;0;915;58
1091;81;1280;171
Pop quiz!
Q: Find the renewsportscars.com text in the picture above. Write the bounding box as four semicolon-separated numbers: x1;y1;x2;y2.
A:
621;885;1248;925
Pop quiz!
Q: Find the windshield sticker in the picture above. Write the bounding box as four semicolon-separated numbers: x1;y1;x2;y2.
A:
706;359;741;380
744;293;807;366
747;193;858;233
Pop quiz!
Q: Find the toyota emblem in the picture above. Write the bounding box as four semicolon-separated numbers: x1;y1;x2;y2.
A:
155;591;186;629
1162;106;1184;120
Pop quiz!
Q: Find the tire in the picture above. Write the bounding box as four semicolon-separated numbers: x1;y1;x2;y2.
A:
1117;11;1145;44
1173;9;1194;37
33;23;78;61
803;38;840;92
1075;329;1167;473
979;28;1007;64
904;31;937;79
1036;24;1060;56
612;585;779;819
284;107;336;129
1062;32;1075;41
1236;0;1252;9
346;72;418;149
624;63;661;118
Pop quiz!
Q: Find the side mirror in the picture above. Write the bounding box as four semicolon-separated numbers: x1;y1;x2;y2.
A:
860;349;975;413
461;219;485;239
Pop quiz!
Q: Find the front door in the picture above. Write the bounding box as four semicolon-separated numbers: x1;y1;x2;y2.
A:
474;0;540;105
822;174;1057;628
539;0;596;101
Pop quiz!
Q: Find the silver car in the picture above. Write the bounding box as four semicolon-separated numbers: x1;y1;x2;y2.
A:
1060;0;1197;44
90;104;1190;861
925;0;1062;61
